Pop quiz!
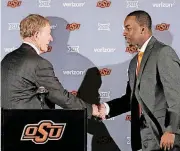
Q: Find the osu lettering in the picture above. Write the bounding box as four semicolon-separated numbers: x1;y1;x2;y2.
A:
125;115;131;121
99;68;111;76
70;90;78;96
126;45;138;53
66;23;80;31
47;46;52;52
7;0;22;8
156;23;170;31
97;0;111;8
21;120;66;144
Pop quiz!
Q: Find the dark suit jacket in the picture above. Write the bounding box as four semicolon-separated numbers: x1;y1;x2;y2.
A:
106;36;180;150
1;43;92;118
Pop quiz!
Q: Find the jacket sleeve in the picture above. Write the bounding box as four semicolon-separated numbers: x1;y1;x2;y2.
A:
157;46;180;135
106;81;131;118
35;58;92;118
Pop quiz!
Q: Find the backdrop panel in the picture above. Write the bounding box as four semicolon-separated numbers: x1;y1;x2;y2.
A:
1;0;180;150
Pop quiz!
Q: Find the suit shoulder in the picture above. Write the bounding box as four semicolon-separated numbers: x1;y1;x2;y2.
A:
1;48;22;65
156;40;175;52
153;40;179;61
2;48;19;59
158;46;178;59
154;39;174;52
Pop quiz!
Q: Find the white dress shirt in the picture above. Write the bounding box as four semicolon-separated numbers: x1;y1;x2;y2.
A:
104;36;152;115
23;41;40;55
138;36;152;53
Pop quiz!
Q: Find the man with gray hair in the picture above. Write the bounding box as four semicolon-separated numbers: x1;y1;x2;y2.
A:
1;14;99;118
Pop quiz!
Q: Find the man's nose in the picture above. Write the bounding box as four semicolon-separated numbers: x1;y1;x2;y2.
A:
50;36;53;42
123;31;127;37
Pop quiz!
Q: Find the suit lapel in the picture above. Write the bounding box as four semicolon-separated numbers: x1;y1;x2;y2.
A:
129;56;137;102
136;36;156;88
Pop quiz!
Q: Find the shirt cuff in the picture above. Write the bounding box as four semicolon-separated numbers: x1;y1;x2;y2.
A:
104;102;110;115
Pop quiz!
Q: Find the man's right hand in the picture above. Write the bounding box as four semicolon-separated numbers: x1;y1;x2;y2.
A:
92;104;109;120
92;104;100;117
98;104;107;120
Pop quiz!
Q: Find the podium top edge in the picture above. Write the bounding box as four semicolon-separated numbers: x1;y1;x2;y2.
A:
1;108;87;111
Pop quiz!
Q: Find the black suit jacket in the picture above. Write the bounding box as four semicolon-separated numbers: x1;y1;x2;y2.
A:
1;43;92;118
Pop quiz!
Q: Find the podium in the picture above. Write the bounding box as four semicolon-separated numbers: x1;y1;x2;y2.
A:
1;108;87;151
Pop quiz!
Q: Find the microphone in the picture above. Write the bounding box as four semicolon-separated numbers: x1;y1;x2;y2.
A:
36;86;49;109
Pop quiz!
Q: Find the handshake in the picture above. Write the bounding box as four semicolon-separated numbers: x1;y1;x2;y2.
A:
92;104;108;120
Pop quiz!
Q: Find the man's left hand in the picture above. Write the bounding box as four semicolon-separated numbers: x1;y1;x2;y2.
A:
160;131;175;150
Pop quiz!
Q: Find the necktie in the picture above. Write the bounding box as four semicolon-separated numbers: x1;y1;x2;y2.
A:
136;51;144;116
136;51;144;75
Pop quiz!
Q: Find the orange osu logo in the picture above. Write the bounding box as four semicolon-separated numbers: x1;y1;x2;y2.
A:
21;120;66;144
70;90;77;96
125;115;131;121
126;45;138;54
7;0;22;8
97;0;111;8
47;46;52;52
66;23;80;31
99;68;111;76
155;23;170;31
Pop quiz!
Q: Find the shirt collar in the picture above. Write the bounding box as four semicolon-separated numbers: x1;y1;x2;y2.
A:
23;41;40;55
139;36;152;52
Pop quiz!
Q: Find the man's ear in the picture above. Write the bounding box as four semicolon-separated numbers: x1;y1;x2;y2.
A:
34;31;39;39
141;27;145;34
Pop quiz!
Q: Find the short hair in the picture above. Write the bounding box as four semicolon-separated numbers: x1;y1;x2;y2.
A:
127;10;152;30
20;14;50;39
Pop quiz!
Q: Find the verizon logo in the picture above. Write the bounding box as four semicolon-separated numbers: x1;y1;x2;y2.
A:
152;1;175;8
63;70;85;75
94;47;115;52
63;2;85;7
4;47;17;53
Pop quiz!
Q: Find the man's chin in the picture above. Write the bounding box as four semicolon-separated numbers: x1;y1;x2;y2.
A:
127;42;133;46
126;40;132;45
128;42;136;47
40;48;48;54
